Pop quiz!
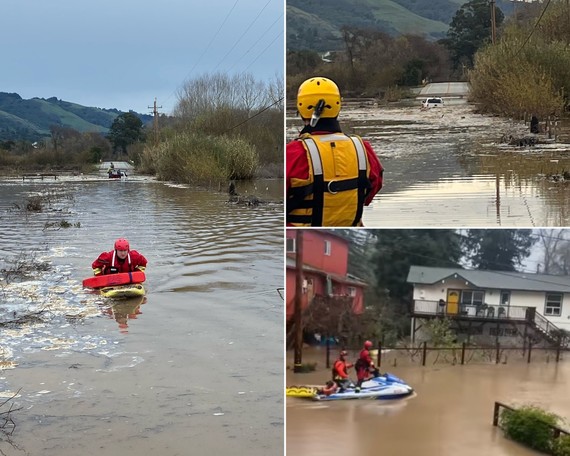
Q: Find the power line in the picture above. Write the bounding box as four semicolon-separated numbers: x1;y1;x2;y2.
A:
161;0;241;110
225;13;283;73
226;96;283;131
242;30;283;73
513;0;553;58
212;0;275;73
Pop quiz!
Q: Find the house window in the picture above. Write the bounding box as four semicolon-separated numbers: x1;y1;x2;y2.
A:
286;237;295;253
347;287;356;297
500;291;511;306
461;290;484;305
545;293;562;316
324;240;331;256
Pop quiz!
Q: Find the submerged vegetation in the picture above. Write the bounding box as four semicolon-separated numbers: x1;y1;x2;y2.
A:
500;405;570;455
470;10;570;118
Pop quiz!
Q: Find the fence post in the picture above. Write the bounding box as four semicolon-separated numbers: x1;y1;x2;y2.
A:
496;342;501;364
422;341;427;366
527;342;532;364
556;336;561;363
493;402;500;426
326;338;331;369
377;341;382;368
461;342;466;365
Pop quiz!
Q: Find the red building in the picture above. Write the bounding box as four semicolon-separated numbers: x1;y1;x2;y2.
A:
286;230;367;322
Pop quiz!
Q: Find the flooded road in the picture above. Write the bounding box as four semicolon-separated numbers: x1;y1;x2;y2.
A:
286;349;570;455
0;174;284;455
287;101;570;227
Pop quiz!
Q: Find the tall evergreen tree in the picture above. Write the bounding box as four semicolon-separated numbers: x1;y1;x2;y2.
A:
107;112;144;155
462;229;536;271
443;0;504;69
372;229;462;302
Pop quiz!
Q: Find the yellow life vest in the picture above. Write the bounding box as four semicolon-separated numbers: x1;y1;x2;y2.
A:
287;133;371;226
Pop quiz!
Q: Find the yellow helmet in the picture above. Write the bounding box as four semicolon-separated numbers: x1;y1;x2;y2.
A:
297;77;341;121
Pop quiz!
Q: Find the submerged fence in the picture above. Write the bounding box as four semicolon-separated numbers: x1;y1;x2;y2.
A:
321;341;567;369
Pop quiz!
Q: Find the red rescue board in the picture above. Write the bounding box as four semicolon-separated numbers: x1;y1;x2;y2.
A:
82;271;146;289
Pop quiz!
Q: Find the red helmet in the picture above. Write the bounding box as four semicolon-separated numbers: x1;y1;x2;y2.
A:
340;350;348;357
114;238;130;251
364;340;373;349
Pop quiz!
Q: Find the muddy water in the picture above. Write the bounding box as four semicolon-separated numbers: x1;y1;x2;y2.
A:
286;101;570;227
286;348;570;456
0;175;284;455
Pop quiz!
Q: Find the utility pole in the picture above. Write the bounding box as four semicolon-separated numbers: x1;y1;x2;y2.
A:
490;0;497;45
148;98;162;145
293;229;304;373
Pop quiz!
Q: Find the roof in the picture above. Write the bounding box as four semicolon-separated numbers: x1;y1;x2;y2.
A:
286;257;368;287
407;266;570;293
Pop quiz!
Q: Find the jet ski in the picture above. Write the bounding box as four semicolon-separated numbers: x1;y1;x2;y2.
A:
314;381;412;401
287;372;413;401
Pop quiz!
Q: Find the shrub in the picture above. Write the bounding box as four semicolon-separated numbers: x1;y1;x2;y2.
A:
553;435;570;456
140;131;258;186
501;405;560;453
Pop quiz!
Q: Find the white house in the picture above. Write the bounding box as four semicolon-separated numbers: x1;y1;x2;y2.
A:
407;266;570;345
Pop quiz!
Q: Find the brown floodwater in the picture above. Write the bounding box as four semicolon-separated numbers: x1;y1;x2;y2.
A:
286;100;570;227
0;174;284;455
286;347;570;456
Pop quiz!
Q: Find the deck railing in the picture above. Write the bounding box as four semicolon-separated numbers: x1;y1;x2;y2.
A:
413;300;564;344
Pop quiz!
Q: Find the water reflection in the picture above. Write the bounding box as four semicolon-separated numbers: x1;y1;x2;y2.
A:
0;176;284;456
287;102;570;226
101;296;147;333
287;348;569;456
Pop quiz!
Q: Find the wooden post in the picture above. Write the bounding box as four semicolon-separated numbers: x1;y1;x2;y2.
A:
493;402;500;426
326;338;331;369
490;0;497;45
461;342;466;365
548;116;552;139
293;230;304;372
377;341;382;368
527;341;532;364
422;341;427;366
556;336;562;363
496;342;501;364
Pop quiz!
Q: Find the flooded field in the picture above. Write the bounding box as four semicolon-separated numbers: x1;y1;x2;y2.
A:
286;348;570;455
286;100;570;227
0;175;284;455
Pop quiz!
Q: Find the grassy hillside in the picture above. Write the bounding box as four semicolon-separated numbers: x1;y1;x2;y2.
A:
287;0;514;51
0;92;152;142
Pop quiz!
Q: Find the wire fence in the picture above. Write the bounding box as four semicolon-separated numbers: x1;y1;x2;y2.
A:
319;341;567;369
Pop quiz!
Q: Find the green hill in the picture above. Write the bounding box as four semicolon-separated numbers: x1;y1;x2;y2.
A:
287;0;514;52
0;92;152;142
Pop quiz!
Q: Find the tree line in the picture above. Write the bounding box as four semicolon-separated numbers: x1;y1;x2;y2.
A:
0;72;284;185
287;0;570;117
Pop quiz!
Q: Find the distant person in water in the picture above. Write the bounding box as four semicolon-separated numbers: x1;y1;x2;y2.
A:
92;238;147;276
530;115;540;134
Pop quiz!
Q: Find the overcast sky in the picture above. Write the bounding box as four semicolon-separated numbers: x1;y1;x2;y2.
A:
1;0;283;114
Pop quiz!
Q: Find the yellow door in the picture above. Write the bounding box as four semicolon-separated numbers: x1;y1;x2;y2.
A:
447;290;460;314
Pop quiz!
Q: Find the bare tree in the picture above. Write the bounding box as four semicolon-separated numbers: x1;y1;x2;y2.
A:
537;229;570;275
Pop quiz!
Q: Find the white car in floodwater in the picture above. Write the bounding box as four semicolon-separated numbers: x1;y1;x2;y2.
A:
422;97;444;108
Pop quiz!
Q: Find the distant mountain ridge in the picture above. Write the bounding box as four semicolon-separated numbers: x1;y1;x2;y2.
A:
287;0;514;52
0;92;153;142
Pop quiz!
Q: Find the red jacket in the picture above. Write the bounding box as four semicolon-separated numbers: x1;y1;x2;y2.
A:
92;250;147;276
286;131;383;226
357;349;374;370
332;359;353;380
